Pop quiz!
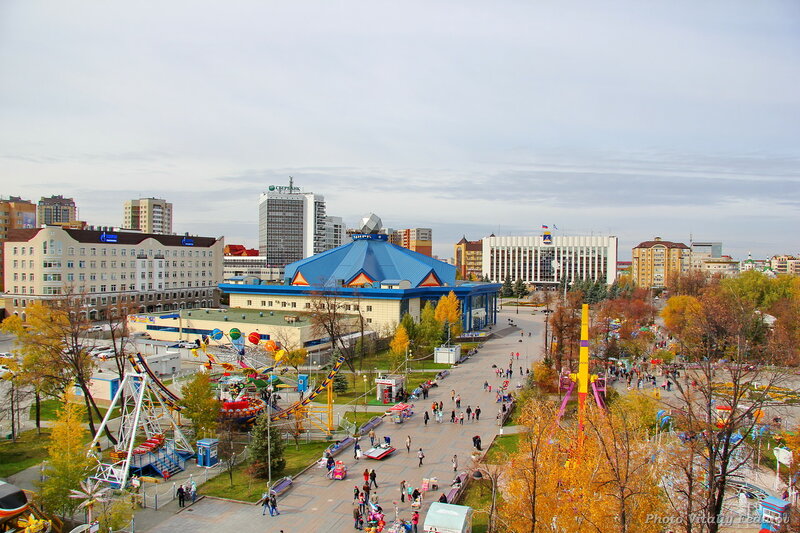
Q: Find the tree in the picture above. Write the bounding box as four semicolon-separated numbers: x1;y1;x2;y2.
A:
513;278;528;299
501;276;514;297
39;401;93;517
389;324;410;374
332;371;349;394
179;371;220;439
434;291;462;342
661;295;702;343
416;302;443;356
1;297;117;444
217;421;241;488
248;412;286;479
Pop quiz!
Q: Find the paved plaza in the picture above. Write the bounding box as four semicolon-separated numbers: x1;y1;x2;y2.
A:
139;307;544;532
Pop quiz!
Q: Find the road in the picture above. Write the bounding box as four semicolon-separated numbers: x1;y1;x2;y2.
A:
136;307;546;532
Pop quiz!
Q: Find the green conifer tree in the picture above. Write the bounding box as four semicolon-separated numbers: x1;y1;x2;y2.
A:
248;412;286;479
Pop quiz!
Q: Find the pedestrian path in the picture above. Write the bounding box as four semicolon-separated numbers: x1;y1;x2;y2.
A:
142;308;545;532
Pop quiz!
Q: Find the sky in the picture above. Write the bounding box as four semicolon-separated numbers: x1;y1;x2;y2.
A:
1;1;798;261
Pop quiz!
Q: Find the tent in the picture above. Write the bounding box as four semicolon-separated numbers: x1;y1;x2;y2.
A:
423;502;473;533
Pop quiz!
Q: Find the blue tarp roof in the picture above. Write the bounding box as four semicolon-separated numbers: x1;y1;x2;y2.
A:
284;236;456;288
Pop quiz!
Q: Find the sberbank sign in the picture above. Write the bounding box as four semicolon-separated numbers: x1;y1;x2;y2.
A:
268;185;300;193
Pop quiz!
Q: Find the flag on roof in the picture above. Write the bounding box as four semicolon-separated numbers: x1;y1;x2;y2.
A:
541;225;548;229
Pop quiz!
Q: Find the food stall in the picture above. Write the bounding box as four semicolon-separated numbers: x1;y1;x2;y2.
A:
375;376;405;404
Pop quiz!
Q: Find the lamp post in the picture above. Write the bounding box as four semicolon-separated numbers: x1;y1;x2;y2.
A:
363;375;368;418
266;381;274;487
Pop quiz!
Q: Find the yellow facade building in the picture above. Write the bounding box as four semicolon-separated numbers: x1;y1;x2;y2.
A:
631;237;690;288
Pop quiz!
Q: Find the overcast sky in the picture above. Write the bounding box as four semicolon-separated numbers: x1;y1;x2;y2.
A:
1;1;798;260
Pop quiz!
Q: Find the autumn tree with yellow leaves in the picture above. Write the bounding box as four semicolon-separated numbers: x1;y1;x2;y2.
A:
434;290;463;342
38;401;94;517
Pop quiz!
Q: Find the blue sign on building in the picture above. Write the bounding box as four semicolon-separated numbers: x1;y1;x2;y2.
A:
181;237;194;246
100;232;118;243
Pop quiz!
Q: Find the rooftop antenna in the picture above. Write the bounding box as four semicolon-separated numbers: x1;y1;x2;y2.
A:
289;176;293;191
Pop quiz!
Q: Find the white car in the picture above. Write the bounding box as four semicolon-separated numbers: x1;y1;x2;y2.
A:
0;364;11;378
87;325;104;333
89;346;115;357
176;341;196;349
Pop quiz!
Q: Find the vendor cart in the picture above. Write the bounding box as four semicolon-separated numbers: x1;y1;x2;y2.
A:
332;460;347;480
389;402;414;424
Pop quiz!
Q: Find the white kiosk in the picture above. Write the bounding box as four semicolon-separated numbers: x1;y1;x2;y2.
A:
423;502;473;533
375;375;405;404
434;345;461;365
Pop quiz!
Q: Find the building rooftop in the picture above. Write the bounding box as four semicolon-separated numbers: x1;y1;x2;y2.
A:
284;233;456;288
145;307;317;328
634;239;689;250
6;227;220;247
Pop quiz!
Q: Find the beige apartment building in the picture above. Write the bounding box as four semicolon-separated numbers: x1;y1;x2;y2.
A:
3;225;223;320
631;237;690;288
124;197;173;234
0;196;37;292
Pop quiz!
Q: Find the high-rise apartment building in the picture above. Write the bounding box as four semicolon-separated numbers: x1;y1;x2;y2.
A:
258;180;326;267
0;196;37;291
3;225;223;320
483;234;618;286
454;236;484;280
324;216;346;251
631;237;690;288
390;228;432;256
123;198;173;234
37;195;77;226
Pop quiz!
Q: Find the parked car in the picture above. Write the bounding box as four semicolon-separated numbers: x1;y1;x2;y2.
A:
0;364;11;378
87;325;104;333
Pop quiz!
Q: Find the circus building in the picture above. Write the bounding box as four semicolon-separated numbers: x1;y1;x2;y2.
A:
221;215;501;336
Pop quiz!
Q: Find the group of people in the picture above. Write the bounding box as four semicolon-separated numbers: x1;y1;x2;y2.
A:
258;491;280;516
175;480;197;508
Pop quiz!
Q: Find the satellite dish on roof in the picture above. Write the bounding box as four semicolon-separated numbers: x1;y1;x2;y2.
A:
359;213;382;234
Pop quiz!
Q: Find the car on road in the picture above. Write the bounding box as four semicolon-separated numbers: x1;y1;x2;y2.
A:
89;346;115;358
87;325;104;333
175;340;197;348
0;364;11;378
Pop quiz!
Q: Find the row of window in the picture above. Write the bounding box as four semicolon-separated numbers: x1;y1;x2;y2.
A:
242;298;374;313
8;280;216;295
11;290;214;309
12;243;214;258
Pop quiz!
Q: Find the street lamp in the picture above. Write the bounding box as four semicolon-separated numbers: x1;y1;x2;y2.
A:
363;375;368;417
266;381;274;487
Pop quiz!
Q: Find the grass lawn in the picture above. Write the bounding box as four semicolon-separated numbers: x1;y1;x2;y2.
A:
316;371;443;405
342;411;382;428
484;434;522;462
202;440;330;502
0;428;54;477
30;399;120;423
457;479;493;533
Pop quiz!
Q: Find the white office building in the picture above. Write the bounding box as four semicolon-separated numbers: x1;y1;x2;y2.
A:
258;180;326;267
482;234;618;286
324;215;346;251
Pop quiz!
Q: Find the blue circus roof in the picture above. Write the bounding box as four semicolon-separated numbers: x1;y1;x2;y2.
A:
284;234;456;288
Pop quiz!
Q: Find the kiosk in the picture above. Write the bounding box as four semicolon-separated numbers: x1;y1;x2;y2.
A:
375;375;405;404
389;403;414;424
423;502;473;533
196;438;219;467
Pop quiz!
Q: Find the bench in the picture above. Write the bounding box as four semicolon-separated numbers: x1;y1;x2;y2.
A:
325;436;355;458
446;473;468;503
270;476;293;497
358;416;383;436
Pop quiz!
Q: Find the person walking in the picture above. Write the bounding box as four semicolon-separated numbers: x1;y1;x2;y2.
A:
176;485;185;508
368;429;376;447
475;405;481;421
455;394;461;408
353;485;360;502
268;493;280;516
452;454;458;472
466;406;472;421
459;412;465;425
358;491;367;514
400;480;407;503
418;448;425;467
363;469;370;485
423;410;429;426
450;390;455;403
450;410;456;423
353;506;363;530
354;442;361;460
259;491;269;515
369;469;378;488
411;510;420;533
405;435;412;453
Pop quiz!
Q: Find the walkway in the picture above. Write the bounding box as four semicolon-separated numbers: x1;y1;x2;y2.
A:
139;308;545;532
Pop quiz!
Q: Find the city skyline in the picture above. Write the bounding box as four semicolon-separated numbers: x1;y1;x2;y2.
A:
1;1;798;260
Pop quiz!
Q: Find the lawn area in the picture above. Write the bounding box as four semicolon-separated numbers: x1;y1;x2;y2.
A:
342;410;382;429
202;440;330;502
0;429;53;477
457;479;493;533
484;433;522;462
316;371;443;405
30;399;120;423
353;349;452;372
